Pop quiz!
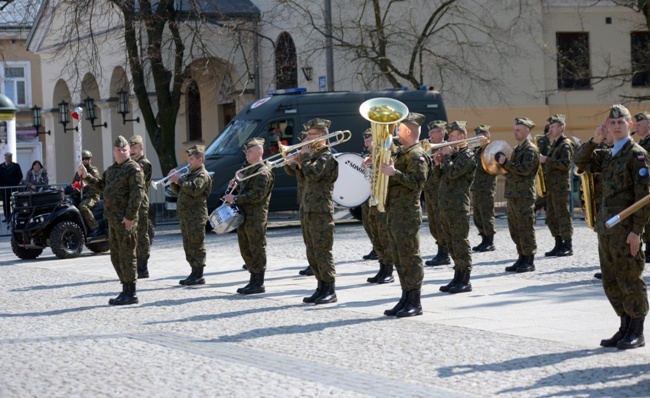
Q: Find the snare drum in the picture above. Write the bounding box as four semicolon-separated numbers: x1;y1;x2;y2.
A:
209;203;245;234
333;153;371;207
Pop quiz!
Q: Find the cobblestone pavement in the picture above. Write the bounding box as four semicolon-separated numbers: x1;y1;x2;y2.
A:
0;216;649;397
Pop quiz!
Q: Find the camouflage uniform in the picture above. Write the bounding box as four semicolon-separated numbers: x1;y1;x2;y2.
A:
534;134;551;213
133;154;152;266
637;134;650;254
73;163;101;230
285;162;316;272
423;157;444;251
171;164;213;272
543;135;575;244
471;145;497;238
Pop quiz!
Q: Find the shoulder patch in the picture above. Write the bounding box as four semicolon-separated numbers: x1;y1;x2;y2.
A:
261;171;267;176
563;144;569;149
199;173;205;177
639;168;649;177
320;156;327;163
418;156;425;162
465;152;471;159
135;167;141;172
638;154;646;161
527;146;535;151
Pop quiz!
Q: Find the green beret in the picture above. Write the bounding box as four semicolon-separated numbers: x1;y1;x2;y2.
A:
634;111;650;122
82;150;93;158
547;114;566;125
114;135;129;148
403;112;425;127
4;152;12;157
474;124;490;135
186;145;205;156
448;120;468;133
129;135;144;146
609;104;631;119
303;118;331;131
244;137;265;149
427;120;447;130
362;128;372;138
515;117;535;129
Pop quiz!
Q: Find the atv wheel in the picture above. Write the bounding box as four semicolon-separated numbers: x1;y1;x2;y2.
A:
87;241;110;254
11;238;43;260
50;221;84;259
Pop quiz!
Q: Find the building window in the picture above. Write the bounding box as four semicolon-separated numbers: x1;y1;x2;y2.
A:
1;62;31;107
275;32;297;89
631;31;650;87
187;80;202;142
556;32;591;90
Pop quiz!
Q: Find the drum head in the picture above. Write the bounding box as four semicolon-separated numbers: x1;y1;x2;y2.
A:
333;153;371;207
210;203;245;235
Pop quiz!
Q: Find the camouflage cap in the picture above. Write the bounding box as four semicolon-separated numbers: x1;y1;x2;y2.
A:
82;150;93;158
303;118;331;132
244;137;265;149
474;124;490;135
362;128;372;138
114;135;129;148
129;135;144;146
427;120;447;130
547;114;566;125
634;111;650;122
448;120;468;133
186;145;205;156
403;112;426;127
609;104;631;119
515;117;535;129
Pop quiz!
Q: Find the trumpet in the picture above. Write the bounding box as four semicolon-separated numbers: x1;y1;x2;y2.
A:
421;136;487;155
151;165;190;190
235;130;352;181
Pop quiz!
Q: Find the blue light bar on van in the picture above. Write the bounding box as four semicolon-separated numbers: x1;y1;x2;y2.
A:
266;87;307;95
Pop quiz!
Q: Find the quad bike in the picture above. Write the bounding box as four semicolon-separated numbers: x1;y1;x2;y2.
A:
10;187;154;260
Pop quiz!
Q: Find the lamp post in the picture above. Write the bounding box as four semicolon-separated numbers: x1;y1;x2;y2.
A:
117;89;140;125
83;97;108;130
31;105;51;135
58;100;77;133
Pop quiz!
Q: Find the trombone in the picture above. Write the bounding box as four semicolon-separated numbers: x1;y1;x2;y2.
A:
421;135;487;155
151;164;190;190
235;129;352;182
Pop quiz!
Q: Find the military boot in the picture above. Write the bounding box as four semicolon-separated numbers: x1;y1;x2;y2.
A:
600;314;631;347
314;281;337;304
505;255;525;272
479;234;495;252
237;273;254;294
299;265;314;276
367;263;384;283
179;268;197;285
240;272;266;295
108;283;126;305
183;267;205;286
472;234;486;252
439;270;460;292
516;255;536;273
396;290;423;317
449;269;472;294
545;236;563;257
556;239;573;257
425;245;443;266
384;290;408;316
137;259;150;279
427;246;451;266
362;249;378;260
110;282;139;306
616;317;645;350
303;280;323;303
377;264;395;284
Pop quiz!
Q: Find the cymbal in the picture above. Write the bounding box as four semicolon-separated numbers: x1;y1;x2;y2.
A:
481;140;514;176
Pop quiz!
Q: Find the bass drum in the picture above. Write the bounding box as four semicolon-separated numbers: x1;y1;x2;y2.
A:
209;203;245;235
333;153;371;207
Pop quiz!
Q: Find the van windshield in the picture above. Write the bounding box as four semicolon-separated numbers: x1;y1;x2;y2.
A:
205;120;259;155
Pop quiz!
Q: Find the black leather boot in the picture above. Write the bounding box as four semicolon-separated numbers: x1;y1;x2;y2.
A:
237;273;254;294
472;234;485;252
363;249;378;260
384;290;407;316
479;234;495;252
315;281;337;304
425;245;443;266
240;272;266;295
616;317;645;350
516;255;535;273
449;269;472;294
601;314;631;347
110;282;139;305
108;283;126;305
299;265;314;276
303;280;323;303
505;255;524;272
179;268;197;285
556;239;573;257
427;246;451;266
183;267;205;286
367;263;384;283
377;264;394;284
396;290;423;317
137;259;149;279
439;270;460;292
545;236;563;257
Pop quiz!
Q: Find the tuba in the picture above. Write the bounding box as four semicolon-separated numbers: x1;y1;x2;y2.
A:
575;168;596;229
359;98;409;212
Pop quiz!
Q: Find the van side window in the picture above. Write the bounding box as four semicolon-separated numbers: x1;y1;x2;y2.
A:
263;119;295;157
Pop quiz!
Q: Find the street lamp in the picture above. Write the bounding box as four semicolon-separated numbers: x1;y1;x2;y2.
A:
31;105;51;135
58;100;77;133
117;89;140;125
83;97;108;130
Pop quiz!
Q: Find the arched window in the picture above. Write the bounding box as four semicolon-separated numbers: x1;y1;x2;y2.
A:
275;32;297;89
187;80;202;142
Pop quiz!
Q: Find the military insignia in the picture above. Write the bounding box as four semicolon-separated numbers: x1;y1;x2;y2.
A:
465;152;471;158
135;167;141;172
418;156;425;162
637;154;645;161
639;168;649;177
139;162;145;167
612;109;620;118
200;173;205;177
527;147;535;151
563;144;569;149
320;156;327;163
261;172;267;176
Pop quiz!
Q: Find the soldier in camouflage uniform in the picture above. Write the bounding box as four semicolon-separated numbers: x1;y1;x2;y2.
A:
634;111;650;263
433;121;476;294
540;114;575;257
423;120;451;266
361;128;380;262
497;117;539;273
534;125;551;215
170;145;213;286
129;135;153;278
79;136;144;305
224;138;275;295
72;150;102;237
573;104;648;350
381;113;429;317
288;118;339;305
470;125;497;253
